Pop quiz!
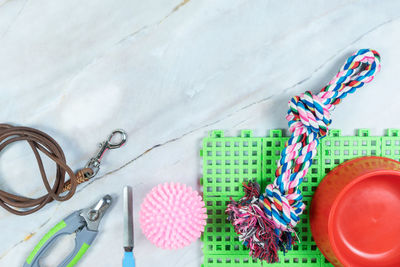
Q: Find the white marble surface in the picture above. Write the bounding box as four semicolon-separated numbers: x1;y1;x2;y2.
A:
1;0;400;266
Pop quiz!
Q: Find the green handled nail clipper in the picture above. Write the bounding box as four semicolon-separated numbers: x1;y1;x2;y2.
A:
24;195;112;267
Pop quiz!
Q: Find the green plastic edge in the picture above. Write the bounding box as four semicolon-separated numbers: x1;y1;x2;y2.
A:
66;243;90;267
26;220;67;264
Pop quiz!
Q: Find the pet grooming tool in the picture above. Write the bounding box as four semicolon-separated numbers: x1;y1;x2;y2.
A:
24;195;112;267
123;186;135;267
139;182;207;249
0;124;126;215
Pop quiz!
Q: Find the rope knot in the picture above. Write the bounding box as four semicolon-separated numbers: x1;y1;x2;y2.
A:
263;184;304;230
287;91;332;138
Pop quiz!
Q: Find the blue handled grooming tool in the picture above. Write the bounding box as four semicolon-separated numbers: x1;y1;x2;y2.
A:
123;186;135;267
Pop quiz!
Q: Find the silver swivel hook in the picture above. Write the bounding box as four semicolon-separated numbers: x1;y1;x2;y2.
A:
85;129;127;178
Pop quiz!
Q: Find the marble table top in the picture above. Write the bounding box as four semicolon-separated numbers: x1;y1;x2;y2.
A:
1;0;400;266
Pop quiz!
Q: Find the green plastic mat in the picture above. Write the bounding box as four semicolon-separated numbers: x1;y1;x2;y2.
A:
200;129;400;266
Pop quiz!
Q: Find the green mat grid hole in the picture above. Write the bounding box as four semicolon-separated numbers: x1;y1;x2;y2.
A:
202;254;324;267
202;137;263;196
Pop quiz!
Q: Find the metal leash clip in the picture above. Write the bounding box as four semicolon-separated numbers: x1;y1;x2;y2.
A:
24;195;112;267
85;129;127;179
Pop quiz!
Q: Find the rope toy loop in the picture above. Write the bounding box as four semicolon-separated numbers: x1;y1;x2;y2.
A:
226;49;381;262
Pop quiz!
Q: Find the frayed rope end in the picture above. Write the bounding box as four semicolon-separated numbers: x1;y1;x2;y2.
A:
226;181;297;263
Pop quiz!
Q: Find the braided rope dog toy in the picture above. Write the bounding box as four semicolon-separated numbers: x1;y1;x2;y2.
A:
226;49;381;263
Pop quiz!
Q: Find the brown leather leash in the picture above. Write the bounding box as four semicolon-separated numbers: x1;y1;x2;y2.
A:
0;124;126;215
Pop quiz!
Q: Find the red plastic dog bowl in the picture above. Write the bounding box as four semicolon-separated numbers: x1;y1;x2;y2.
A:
310;156;400;267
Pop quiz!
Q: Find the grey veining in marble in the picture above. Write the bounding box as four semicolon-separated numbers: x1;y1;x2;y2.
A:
1;0;400;266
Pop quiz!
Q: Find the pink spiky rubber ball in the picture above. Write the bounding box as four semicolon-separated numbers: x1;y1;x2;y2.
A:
139;182;207;249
